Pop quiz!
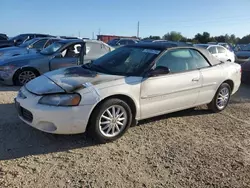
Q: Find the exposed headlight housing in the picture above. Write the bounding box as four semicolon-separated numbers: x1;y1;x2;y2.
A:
0;65;16;71
38;94;81;106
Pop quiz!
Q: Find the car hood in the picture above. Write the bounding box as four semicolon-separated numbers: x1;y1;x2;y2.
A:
0;53;45;64
25;66;125;95
235;51;250;57
0;46;21;52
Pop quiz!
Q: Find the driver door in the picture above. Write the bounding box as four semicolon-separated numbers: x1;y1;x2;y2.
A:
140;49;202;119
49;42;83;71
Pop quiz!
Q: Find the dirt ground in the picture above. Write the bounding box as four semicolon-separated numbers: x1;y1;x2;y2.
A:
0;84;250;188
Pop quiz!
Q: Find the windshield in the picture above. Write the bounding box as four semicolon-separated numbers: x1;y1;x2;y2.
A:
40;42;64;55
19;38;39;47
107;39;119;46
86;46;162;76
242;44;250;51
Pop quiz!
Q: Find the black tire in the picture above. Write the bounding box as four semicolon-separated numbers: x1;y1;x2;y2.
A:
14;68;39;86
208;83;231;113
88;98;133;143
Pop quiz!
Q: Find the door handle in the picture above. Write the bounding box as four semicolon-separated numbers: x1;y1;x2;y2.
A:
192;78;199;82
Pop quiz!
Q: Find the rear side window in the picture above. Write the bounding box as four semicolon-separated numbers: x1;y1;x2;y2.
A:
126;40;136;44
155;49;210;73
217;46;226;53
208;46;217;54
189;49;210;69
119;40;127;45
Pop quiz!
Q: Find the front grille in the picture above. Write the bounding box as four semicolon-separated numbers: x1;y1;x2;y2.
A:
21;107;33;122
15;98;33;123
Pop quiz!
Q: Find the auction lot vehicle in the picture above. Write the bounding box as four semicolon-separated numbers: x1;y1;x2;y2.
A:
107;38;139;48
235;44;250;64
0;39;113;86
0;37;60;59
241;61;250;84
15;43;241;143
195;44;235;62
0;33;53;48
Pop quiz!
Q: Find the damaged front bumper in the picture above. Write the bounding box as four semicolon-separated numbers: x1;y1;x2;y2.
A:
15;87;95;134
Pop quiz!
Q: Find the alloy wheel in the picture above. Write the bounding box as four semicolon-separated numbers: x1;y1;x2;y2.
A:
216;87;230;110
99;105;128;137
18;71;36;85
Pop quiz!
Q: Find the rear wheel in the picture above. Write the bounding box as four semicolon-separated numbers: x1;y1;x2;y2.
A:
14;69;38;86
88;98;133;143
208;83;231;113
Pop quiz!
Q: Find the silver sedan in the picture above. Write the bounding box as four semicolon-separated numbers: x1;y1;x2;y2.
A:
15;43;241;143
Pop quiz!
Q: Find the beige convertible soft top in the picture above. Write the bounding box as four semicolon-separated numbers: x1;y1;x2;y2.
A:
169;46;222;66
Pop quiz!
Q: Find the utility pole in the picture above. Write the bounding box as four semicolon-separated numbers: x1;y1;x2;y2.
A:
92;32;94;40
98;28;101;36
78;31;80;38
137;21;140;38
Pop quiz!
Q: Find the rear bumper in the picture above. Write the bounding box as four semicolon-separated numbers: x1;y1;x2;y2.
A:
242;70;250;84
235;59;249;64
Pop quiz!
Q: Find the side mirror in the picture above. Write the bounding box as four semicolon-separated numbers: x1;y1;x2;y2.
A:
117;42;121;46
147;66;170;77
54;53;62;58
28;44;33;49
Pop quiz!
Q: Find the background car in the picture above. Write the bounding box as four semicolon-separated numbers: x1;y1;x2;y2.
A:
59;36;80;39
0;39;113;85
139;39;168;43
14;43;241;143
195;44;235;62
233;44;247;52
0;33;54;48
0;33;8;41
107;38;139;48
235;44;250;64
0;37;60;59
217;42;234;52
241;61;250;84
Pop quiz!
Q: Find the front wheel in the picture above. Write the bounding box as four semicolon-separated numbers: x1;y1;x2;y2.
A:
88;98;133;143
208;83;231;113
14;69;38;86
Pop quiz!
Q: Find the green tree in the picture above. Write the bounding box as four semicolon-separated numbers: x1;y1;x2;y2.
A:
194;32;211;43
163;31;183;41
239;35;250;44
143;35;161;40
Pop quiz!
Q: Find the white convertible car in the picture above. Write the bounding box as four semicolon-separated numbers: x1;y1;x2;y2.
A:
15;43;241;143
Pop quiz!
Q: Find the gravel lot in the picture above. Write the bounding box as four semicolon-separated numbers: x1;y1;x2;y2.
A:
0;84;250;188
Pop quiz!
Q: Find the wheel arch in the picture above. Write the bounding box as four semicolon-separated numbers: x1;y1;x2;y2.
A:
222;79;234;93
86;94;138;130
13;66;41;84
